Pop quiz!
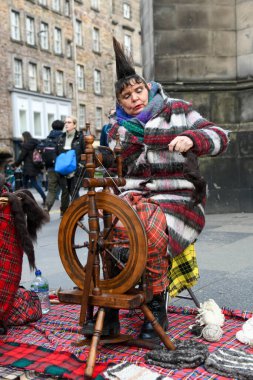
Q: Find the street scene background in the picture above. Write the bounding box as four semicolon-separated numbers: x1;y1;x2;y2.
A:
21;190;253;312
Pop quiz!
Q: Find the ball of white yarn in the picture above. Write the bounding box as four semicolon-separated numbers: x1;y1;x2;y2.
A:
202;324;223;342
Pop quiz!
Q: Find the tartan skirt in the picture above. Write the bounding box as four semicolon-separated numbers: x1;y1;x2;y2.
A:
116;192;170;294
0;202;23;322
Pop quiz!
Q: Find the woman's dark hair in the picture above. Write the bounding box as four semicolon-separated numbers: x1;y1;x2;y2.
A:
113;37;148;98
22;131;33;143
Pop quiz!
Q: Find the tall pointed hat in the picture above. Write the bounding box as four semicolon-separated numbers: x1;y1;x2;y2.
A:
113;37;136;81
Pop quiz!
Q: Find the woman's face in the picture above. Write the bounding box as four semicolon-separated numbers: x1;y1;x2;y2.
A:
64;117;76;133
118;81;151;116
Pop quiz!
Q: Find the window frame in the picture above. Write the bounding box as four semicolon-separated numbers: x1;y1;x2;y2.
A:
54;27;62;54
94;69;102;95
77;64;85;90
79;104;86;129
26;16;36;46
75;19;83;46
43;66;51;94
123;3;131;19
52;0;61;12
91;0;100;11
14;58;23;88
124;34;132;55
28;62;37;91
11;10;21;41
92;27;100;53
40;22;49;50
95;107;103;131
56;70;64;96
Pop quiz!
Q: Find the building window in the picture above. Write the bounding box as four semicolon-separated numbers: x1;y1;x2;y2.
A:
124;34;132;55
56;70;64;96
34;111;42;136
19;110;27;134
79;104;86;129
92;27;100;53
123;3;131;19
52;0;61;12
77;65;85;90
95;107;103;131
43;66;51;93
39;22;49;50
38;0;47;5
94;69;101;94
26;16;35;45
64;0;70;16
75;20;83;46
28;63;37;91
14;59;23;88
11;10;21;41
91;0;100;11
68;83;73;98
54;27;62;54
66;40;72;58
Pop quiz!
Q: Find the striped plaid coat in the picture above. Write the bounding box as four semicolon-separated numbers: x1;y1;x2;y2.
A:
108;97;229;258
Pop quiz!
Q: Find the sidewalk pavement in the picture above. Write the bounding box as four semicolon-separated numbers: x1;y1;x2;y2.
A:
21;190;253;312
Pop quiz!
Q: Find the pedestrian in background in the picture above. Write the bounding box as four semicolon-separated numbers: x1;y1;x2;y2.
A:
14;131;46;205
56;116;86;209
100;109;115;147
43;120;69;216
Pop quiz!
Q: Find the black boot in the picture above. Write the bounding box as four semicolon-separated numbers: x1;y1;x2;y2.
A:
139;293;168;341
81;308;120;337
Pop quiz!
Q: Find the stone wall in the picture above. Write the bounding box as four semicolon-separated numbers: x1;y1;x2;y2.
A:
141;0;253;213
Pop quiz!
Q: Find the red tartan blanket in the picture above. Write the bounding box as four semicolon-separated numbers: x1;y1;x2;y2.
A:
0;304;252;379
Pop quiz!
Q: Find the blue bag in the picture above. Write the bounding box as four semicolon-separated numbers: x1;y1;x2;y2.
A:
54;149;77;175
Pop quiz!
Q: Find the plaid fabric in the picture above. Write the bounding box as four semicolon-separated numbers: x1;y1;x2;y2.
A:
168;244;199;297
1;304;253;380
8;288;42;326
115;192;170;294
108;88;229;258
0;203;23;322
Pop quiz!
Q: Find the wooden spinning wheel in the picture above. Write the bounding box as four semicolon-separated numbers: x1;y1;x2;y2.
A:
58;191;147;294
57;129;175;379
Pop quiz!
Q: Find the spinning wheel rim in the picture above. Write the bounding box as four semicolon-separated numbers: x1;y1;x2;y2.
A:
58;192;148;294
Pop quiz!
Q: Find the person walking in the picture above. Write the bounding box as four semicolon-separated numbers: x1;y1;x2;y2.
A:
42;120;69;216
56;116;86;208
14;131;46;205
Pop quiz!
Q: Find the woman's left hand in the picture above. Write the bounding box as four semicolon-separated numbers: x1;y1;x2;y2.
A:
168;136;193;153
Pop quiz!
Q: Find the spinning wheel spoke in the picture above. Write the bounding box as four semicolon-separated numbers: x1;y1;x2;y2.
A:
72;242;89;249
77;220;89;233
103;216;119;240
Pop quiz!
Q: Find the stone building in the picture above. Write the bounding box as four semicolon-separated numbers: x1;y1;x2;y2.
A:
0;0;142;155
141;0;253;213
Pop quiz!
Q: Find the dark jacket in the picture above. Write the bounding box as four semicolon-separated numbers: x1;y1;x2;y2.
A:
14;138;41;177
56;130;85;163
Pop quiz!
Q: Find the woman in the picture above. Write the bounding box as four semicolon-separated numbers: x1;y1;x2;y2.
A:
105;37;229;340
14;132;46;205
56;116;86;212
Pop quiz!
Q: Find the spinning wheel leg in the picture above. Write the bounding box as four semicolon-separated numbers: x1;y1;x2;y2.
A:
141;304;176;351
84;307;106;378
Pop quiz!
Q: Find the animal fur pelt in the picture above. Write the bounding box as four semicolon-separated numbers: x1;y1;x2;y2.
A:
0;175;49;269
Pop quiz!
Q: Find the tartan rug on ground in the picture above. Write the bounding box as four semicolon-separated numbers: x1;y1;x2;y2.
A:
0;304;253;379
